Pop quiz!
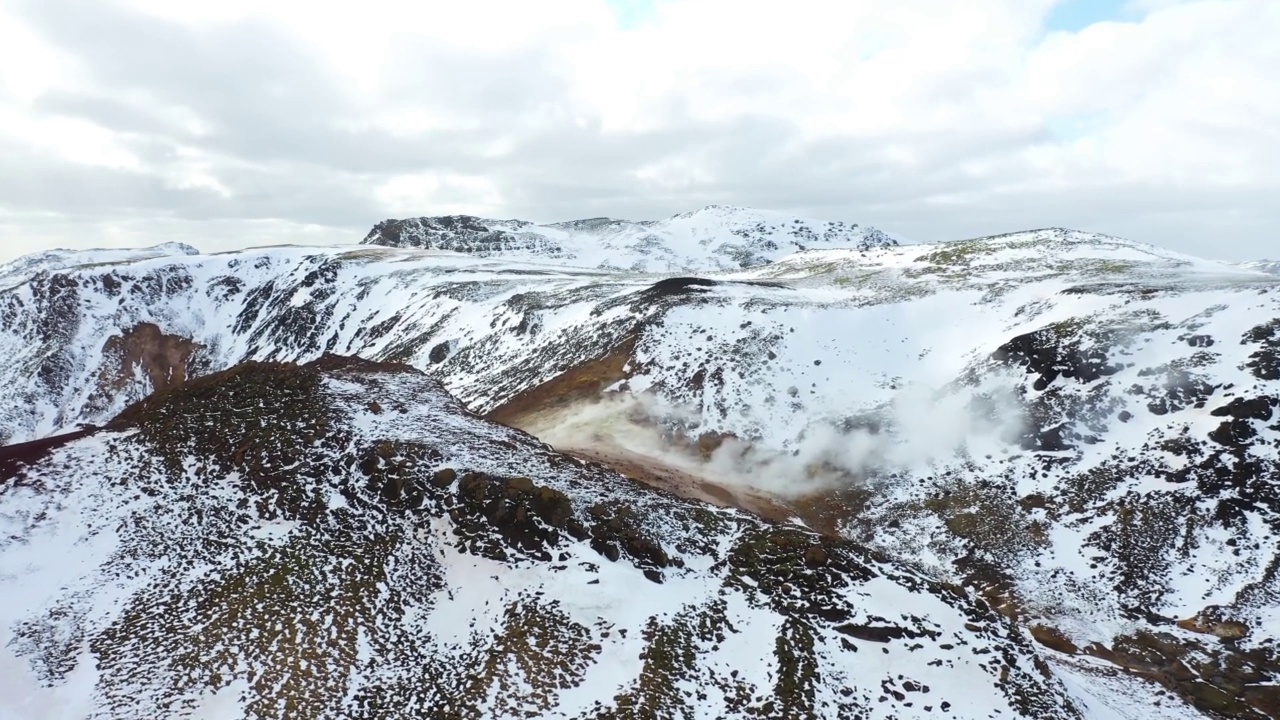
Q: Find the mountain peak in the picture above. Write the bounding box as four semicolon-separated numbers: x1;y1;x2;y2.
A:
361;207;897;272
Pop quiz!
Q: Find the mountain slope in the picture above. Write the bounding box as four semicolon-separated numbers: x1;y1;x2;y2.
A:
0;356;1078;719
2;221;1278;717
1239;260;1280;276
362;205;898;272
0;242;200;290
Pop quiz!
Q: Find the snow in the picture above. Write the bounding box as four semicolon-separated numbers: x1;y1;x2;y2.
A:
1238;259;1280;276
363;205;898;273
2;215;1278;717
183;679;251;720
0;646;101;720
0;242;199;291
0;360;1085;718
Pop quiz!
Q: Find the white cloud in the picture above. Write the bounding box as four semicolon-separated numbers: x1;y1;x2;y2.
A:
0;110;142;169
0;0;1276;264
1024;0;1278;188
0;11;71;103
375;173;505;216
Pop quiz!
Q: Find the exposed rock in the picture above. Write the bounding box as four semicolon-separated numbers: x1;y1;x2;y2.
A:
804;545;829;567
429;341;450;364
834;623;909;643
1177;606;1252;641
1243;319;1280;381
95;323;203;396
1211;396;1277;422
431;467;457;488
991;322;1122;392
1029;625;1079;655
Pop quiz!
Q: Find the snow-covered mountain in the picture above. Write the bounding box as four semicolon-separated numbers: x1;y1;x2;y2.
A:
1239;259;1280;276
2;356;1079;719
362;205;898;272
2;215;1278;718
0;242;200;290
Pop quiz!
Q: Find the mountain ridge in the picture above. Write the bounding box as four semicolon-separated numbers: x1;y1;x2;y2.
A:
1239;259;1280;276
361;205;899;273
1;217;1278;717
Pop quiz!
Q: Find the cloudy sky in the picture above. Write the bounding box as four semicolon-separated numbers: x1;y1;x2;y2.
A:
0;0;1275;263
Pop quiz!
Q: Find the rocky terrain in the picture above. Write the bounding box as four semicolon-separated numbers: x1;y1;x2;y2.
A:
2;356;1077;719
362;205;898;272
2;208;1278;718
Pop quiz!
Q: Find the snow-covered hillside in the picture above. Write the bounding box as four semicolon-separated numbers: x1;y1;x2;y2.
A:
1239;259;1280;276
1;217;1278;717
0;242;199;290
362;205;898;272
1;356;1079;719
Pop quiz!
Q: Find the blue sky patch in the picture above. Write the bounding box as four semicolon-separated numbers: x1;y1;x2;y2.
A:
606;0;657;30
1045;113;1109;142
1044;0;1133;33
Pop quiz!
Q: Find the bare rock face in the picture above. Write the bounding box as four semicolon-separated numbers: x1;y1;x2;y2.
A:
362;206;898;272
75;323;205;433
364;215;563;257
98;322;202;394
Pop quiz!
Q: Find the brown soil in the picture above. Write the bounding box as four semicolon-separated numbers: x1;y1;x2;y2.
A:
562;444;798;526
487;338;808;526
486;338;855;535
486;335;637;426
99;323;202;394
0;427;96;485
1030;625;1080;655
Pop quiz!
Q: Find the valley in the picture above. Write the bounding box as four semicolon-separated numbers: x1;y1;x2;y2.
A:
2;206;1278;718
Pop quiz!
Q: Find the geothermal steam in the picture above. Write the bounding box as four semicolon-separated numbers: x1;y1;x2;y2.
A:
518;377;1028;498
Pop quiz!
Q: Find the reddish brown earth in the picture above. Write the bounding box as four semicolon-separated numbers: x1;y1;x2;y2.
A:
561;444;799;525
486;335;638;427
486;339;850;535
0;427;95;486
98;322;202;394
